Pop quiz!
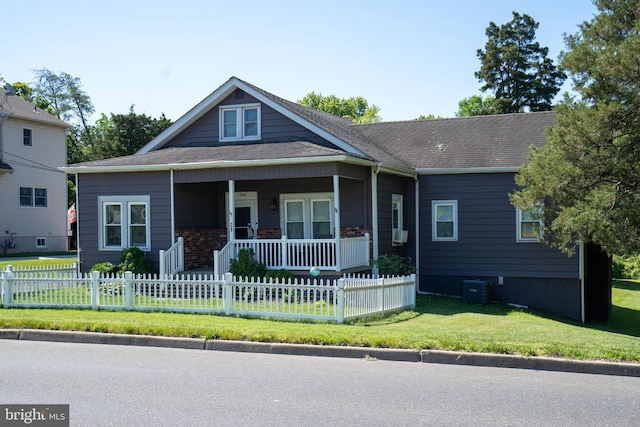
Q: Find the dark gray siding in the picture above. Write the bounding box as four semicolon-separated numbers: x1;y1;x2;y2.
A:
173;162;367;184
165;90;339;149
377;173;414;256
77;172;172;272
418;172;582;319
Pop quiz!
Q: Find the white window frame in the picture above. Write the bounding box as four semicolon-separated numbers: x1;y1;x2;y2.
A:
19;187;47;208
98;195;151;251
219;103;261;142
432;200;458;241
281;193;334;239
36;237;47;248
516;206;543;242
392;194;404;246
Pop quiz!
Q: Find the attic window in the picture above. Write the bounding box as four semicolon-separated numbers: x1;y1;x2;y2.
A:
219;104;261;141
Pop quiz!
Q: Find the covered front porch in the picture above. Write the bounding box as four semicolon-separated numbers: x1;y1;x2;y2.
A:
162;161;375;277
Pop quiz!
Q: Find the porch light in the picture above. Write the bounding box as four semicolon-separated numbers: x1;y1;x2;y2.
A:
270;197;278;210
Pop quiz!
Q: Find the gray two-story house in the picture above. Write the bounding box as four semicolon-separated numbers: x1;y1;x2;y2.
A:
62;77;610;322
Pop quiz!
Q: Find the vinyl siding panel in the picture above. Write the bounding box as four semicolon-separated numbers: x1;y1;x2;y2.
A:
165;91;338;149
419;173;579;279
377;173;413;256
77;172;172;272
0;118;68;252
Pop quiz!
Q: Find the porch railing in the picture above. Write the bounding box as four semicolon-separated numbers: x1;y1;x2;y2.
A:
213;234;370;277
159;237;184;277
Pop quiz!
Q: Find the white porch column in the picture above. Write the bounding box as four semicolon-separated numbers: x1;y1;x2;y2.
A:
333;175;341;271
228;180;235;242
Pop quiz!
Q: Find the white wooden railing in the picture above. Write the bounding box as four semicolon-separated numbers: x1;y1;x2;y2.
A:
159;237;184;277
214;234;370;277
1;267;416;323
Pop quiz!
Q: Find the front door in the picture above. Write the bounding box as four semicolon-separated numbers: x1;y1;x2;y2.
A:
226;192;258;240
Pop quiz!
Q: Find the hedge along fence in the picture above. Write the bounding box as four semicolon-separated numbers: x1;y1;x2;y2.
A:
0;266;416;323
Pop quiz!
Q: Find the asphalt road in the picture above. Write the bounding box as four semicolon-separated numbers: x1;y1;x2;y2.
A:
1;340;638;426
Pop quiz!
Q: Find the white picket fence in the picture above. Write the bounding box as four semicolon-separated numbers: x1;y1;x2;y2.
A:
0;266;415;323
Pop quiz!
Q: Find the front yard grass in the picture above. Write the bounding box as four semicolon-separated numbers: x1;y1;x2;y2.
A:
1;271;638;363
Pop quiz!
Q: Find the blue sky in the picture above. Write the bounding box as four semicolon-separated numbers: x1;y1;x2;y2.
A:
3;1;598;123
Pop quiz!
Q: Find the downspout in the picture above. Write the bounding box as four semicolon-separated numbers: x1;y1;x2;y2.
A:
414;175;421;293
170;169;175;242
371;165;380;264
75;173;81;272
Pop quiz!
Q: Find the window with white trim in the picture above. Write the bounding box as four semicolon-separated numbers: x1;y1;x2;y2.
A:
282;193;334;239
219;104;261;141
20;187;47;207
517;206;543;242
23;129;32;147
392;194;404;245
36;238;46;248
432;200;458;241
99;196;151;251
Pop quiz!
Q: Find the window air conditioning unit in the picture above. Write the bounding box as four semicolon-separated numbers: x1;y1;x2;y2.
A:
392;229;408;244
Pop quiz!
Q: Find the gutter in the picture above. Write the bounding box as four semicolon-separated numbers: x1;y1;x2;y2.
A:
417;166;520;175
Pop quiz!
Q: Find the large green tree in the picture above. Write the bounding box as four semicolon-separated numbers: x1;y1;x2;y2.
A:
455;95;499;117
298;92;381;123
512;0;640;256
89;105;172;160
475;12;566;113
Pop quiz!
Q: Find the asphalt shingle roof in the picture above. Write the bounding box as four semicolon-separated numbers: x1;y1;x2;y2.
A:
68;141;353;168
354;111;557;169
0;88;69;128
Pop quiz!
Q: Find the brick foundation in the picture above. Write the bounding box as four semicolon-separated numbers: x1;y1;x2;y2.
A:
176;228;228;270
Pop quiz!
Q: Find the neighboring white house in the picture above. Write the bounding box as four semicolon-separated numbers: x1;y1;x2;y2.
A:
0;86;70;253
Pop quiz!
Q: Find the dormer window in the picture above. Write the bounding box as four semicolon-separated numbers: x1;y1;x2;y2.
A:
219;104;260;141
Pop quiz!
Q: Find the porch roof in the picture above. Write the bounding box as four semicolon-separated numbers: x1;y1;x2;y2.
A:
61;141;375;172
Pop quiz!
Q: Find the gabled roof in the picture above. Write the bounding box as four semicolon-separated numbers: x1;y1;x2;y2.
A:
355;111;556;172
0;88;69;128
137;77;410;169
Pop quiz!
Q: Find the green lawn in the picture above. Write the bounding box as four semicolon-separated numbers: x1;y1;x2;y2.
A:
1;265;638;362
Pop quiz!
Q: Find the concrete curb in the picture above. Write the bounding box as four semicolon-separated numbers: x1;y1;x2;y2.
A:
2;329;638;377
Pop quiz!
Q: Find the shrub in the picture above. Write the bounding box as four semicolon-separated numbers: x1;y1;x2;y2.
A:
89;262;118;274
613;254;640;279
230;248;266;280
266;269;295;282
373;254;415;276
118;247;154;275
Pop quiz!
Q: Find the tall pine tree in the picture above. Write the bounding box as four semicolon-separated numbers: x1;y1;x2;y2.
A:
475;12;566;113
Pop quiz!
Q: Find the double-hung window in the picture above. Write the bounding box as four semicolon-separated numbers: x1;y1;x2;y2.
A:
517;206;543;242
20;187;47;207
219;104;260;141
23;129;32;147
99;196;151;251
432;200;458;241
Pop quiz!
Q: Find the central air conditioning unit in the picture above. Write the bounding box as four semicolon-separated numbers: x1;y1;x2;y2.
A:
392;229;408;244
462;279;492;304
